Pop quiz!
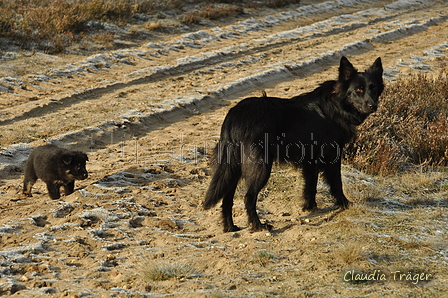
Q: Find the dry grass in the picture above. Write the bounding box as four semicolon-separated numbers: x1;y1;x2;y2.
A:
0;0;301;53
0;0;137;53
252;250;277;267
336;241;365;264
144;20;164;31
142;262;197;281
345;71;448;175
181;4;244;24
318;192;446;290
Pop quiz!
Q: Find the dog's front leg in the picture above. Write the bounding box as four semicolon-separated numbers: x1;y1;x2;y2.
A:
46;182;61;200
323;161;350;209
63;180;75;196
302;164;319;211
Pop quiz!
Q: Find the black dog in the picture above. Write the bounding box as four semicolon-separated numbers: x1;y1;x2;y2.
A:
204;56;384;232
23;144;88;199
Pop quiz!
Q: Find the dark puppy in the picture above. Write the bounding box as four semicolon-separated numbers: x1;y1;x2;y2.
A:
23;144;88;199
204;56;384;232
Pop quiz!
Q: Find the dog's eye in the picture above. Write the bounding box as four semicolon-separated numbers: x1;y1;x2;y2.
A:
355;88;364;93
369;84;376;91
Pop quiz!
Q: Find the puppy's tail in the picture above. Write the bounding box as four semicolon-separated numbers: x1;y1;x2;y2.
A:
203;137;241;210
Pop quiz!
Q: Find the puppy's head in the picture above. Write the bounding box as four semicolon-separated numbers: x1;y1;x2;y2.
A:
61;151;89;180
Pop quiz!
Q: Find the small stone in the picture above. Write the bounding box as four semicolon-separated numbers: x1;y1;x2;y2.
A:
20;275;29;282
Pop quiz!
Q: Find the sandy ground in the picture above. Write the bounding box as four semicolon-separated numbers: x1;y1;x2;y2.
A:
0;0;447;297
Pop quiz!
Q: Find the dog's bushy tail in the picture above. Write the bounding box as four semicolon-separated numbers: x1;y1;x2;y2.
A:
203;133;241;210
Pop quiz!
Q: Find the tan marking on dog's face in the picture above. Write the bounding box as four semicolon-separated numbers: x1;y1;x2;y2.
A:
65;170;75;181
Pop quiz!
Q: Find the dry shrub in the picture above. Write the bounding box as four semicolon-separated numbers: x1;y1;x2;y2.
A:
0;0;83;52
345;71;448;175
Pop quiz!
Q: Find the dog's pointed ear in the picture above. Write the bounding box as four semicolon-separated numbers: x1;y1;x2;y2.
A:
338;56;357;81
61;154;73;165
367;57;383;76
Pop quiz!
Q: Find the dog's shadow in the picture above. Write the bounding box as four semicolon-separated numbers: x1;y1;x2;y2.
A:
269;206;344;234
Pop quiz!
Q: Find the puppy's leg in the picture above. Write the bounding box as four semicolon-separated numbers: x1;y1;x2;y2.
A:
23;178;36;197
63;181;75;196
23;162;37;197
46;182;61;200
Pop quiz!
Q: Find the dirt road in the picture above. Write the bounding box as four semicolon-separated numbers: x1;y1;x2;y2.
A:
0;0;447;297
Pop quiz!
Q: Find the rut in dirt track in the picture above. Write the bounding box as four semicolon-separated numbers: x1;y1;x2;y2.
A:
0;0;447;176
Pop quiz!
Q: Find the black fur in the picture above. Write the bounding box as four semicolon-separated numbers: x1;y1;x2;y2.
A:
23;144;89;200
204;56;384;232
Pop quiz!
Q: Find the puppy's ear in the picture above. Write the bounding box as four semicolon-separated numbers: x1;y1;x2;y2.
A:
61;154;73;165
367;57;383;76
338;56;357;81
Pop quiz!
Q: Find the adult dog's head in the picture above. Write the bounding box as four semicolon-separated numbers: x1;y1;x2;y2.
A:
334;56;384;125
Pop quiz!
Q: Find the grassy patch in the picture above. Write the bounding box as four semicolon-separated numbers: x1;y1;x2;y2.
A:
0;0;137;53
252;250;277;266
0;0;302;53
181;4;244;24
336;241;366;264
142;262;197;281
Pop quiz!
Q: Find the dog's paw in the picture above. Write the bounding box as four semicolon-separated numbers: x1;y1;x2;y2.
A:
250;223;273;232
335;199;351;209
302;202;317;212
224;225;241;233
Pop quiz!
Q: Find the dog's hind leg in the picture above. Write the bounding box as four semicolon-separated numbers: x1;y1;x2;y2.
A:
243;162;273;232
322;161;350;209
221;177;241;232
204;157;242;232
302;164;319;211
